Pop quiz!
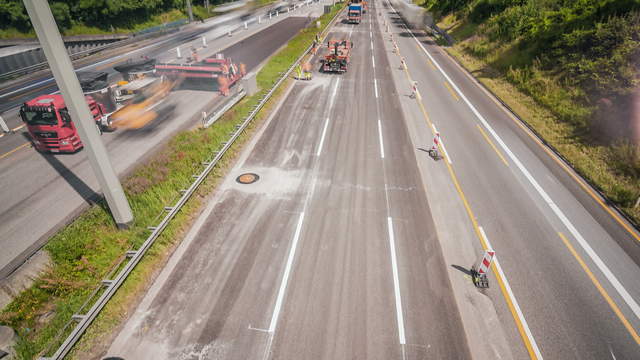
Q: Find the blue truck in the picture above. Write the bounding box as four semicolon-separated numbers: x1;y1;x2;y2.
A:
348;4;362;24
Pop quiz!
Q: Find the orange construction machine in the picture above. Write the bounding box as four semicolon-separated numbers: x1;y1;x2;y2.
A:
154;55;245;96
321;40;353;73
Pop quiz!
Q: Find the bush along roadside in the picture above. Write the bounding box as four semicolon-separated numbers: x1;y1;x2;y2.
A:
0;3;346;359
431;9;640;227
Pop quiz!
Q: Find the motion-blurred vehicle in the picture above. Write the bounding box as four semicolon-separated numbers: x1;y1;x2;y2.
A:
155;54;245;96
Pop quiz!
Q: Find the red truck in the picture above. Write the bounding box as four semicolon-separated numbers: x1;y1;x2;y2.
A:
20;72;116;153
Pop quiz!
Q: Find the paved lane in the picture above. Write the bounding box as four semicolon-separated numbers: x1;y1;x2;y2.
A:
0;11;320;279
107;4;471;359
380;1;640;358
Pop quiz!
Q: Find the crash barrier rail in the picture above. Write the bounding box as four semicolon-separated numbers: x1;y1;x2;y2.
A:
0;23;183;82
39;2;344;359
203;89;247;128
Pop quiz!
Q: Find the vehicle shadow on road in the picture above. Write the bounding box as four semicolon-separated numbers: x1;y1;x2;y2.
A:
24;133;100;204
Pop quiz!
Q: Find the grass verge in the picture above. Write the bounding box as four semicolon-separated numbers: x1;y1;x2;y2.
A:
0;3;345;359
438;16;640;225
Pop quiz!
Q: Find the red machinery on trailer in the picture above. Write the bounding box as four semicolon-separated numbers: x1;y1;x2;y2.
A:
154;55;245;96
321;40;352;73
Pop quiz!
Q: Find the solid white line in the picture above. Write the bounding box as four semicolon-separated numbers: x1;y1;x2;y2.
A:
401;2;640;323
268;212;306;333
439;138;453;165
387;217;406;345
378;119;385;159
372;55;376;68
479;227;544;359
316;117;330;156
374;78;379;98
328;77;341;111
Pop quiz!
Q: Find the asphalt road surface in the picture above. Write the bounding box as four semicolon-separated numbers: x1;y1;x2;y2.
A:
107;6;471;360
0;4;323;279
379;0;640;359
107;0;640;359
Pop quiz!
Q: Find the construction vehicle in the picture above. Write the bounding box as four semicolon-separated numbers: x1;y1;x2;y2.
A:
348;3;362;24
113;58;159;103
20;72;116;153
321;40;352;73
109;77;176;130
350;0;367;13
155;54;245;96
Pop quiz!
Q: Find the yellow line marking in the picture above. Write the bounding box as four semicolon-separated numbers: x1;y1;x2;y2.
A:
401;56;540;359
477;124;508;166
558;232;640;345
440;48;640;245
11;124;25;132
0;142;30;160
427;59;436;70
443;80;459;101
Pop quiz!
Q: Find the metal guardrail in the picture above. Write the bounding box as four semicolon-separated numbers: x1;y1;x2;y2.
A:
39;3;345;359
203;89;247;128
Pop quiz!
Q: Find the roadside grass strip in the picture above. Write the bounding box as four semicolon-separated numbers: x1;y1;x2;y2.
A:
0;3;346;359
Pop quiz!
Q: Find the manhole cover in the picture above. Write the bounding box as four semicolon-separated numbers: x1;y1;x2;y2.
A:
236;173;260;184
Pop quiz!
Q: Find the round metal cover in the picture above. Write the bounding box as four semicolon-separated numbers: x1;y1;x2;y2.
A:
236;173;259;184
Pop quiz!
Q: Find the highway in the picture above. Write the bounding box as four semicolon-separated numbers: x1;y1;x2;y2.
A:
107;5;471;360
381;0;640;358
0;2;326;279
104;0;640;359
0;2;312;153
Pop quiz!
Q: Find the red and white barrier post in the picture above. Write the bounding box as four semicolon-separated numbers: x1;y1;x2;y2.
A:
471;249;495;288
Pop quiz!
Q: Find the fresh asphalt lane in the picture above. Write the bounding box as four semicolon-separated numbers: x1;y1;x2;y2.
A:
0;10;319;279
107;6;470;360
381;1;640;359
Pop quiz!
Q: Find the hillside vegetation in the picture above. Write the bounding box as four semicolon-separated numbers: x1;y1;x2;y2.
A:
424;0;640;221
0;0;235;38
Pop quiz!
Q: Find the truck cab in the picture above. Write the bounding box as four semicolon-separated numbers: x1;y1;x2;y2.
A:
20;94;106;153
